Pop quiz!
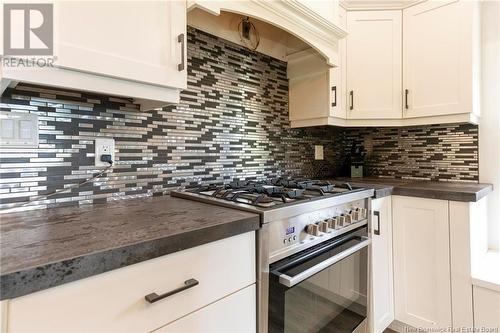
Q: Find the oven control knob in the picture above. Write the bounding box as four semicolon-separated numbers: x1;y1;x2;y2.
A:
344;213;353;224
327;217;338;229
337;215;346;227
361;208;368;219
319;221;329;232
352;209;361;221
306;223;320;236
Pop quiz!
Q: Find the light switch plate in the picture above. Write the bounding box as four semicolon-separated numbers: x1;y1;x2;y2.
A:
95;138;115;166
0;112;39;148
314;145;324;160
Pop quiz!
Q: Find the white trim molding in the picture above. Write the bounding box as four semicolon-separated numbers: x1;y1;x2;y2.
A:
290;113;480;128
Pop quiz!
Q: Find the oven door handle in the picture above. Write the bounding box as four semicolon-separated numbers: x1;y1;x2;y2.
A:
278;237;371;288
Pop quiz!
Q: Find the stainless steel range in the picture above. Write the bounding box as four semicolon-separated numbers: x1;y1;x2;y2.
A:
172;178;374;333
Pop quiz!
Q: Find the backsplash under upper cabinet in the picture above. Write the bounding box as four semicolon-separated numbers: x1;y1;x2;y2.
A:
0;27;478;210
0;28;340;210
342;124;479;182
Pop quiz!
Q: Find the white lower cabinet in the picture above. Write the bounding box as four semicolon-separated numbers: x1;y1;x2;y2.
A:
5;231;256;332
154;285;256;333
370;197;394;333
392;196;452;330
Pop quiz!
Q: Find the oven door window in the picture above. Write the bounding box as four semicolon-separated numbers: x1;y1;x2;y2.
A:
269;237;368;333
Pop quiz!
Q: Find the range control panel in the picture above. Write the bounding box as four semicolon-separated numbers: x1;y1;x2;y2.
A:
270;199;369;263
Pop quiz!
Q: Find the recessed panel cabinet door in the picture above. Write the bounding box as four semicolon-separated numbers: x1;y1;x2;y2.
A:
392;196;452;330
370;197;394;333
53;1;187;89
402;0;475;118
346;10;402;119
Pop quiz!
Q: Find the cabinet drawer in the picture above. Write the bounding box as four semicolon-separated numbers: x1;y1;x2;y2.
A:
154;284;256;333
7;231;255;332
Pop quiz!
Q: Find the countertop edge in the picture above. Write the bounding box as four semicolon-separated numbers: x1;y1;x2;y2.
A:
331;178;493;202
0;215;259;300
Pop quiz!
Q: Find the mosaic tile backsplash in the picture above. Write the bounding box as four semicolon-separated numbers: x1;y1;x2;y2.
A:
0;27;478;210
341;124;479;182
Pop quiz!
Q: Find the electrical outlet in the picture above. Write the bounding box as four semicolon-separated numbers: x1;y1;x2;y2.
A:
95;138;115;166
314;145;324;160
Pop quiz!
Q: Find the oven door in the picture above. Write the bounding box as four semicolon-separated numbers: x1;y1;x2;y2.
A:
268;229;370;333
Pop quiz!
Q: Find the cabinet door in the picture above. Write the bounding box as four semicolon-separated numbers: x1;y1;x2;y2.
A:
403;0;475;118
392;196;452;330
53;1;187;89
154;284;256;333
331;5;347;119
346;11;402;119
370;197;394;333
7;232;255;332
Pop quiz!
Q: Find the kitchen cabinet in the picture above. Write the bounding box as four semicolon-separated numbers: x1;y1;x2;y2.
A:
334;4;348;119
288;49;335;125
154;284;256;333
1;1;187;110
392;196;452;330
4;232;256;332
402;0;481;118
370;196;394;333
290;0;480;128
346;10;402;119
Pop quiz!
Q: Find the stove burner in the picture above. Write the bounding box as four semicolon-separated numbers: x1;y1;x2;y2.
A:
187;178;359;208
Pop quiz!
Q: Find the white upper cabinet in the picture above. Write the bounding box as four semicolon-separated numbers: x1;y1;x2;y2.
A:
1;1;187;110
346;10;402;119
402;0;480;118
290;0;480;128
54;1;187;90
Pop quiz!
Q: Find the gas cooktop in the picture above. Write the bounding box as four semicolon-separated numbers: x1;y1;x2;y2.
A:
171;178;367;210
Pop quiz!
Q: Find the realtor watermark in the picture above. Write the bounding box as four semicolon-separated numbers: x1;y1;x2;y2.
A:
404;326;499;333
2;3;56;67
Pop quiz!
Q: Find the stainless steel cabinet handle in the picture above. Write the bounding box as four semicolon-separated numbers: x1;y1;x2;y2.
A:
374;211;380;235
177;33;185;71
278;237;371;287
405;89;409;109
349;90;354;110
145;278;198;304
332;86;337;107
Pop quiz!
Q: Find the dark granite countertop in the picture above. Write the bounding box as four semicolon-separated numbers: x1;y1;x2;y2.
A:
0;196;260;300
328;177;493;202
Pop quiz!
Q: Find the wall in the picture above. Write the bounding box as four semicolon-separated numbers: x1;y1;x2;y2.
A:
479;0;500;252
0;27;480;212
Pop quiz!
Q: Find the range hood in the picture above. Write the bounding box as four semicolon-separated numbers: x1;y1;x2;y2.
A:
187;0;347;67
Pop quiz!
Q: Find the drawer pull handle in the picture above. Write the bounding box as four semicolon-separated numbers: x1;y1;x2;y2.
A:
145;278;199;304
